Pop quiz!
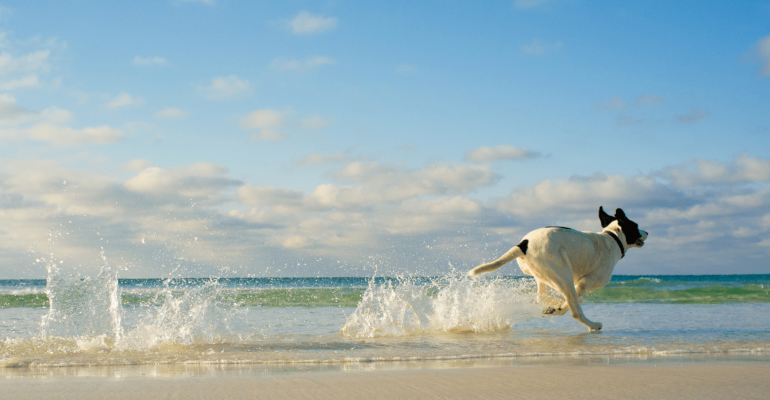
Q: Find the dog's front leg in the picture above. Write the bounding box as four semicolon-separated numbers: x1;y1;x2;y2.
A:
556;252;602;331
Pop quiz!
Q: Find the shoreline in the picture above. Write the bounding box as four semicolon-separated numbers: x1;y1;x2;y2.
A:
3;356;769;400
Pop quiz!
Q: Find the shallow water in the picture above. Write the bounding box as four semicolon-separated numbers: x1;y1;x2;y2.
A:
1;267;768;368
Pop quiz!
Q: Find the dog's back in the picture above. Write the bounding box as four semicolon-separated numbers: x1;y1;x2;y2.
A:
518;227;618;280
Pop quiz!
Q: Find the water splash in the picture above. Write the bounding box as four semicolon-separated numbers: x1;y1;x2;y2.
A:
40;259;122;340
119;279;240;349
340;275;540;338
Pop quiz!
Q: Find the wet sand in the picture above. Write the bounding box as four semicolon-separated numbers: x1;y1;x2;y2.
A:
3;360;770;400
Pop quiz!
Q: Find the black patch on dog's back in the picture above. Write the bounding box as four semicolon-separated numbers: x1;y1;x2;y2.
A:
545;226;572;230
517;239;529;255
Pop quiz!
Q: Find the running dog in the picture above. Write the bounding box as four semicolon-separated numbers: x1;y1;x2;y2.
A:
469;207;648;331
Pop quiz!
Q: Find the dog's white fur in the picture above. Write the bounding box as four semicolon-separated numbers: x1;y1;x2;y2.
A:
469;208;648;331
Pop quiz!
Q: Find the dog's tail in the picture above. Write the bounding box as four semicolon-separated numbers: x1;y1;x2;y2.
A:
468;240;528;276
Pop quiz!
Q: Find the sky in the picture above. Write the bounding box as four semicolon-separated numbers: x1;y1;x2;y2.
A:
0;0;769;278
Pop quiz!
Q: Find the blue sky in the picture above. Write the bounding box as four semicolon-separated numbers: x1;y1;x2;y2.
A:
0;0;769;278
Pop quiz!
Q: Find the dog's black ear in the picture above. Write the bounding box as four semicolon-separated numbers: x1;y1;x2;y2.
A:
615;208;628;221
599;206;615;228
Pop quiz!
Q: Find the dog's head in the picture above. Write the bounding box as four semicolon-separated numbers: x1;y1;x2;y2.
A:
599;206;648;248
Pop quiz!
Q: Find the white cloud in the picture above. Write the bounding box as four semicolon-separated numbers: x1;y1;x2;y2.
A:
104;92;143;109
239;109;287;141
132;56;167;66
124;163;241;204
24;123;124;145
200;75;250;99
657;154;770;187
3;154;770;278
676;109;709;124
0;74;40;90
0;94;72;126
239;109;285;129
0;94;35;125
269;56;336;72
465;145;541;163
520;39;562;56
155;108;188;118
497;173;671;217
0;50;50;74
0;50;50;90
299;114;332;129
237;185;306;207
124;159;152;172
298;153;348;165
0;122;123;146
39;107;72;123
288;11;338;35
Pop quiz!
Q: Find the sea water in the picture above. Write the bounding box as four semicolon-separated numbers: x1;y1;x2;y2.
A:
1;263;769;368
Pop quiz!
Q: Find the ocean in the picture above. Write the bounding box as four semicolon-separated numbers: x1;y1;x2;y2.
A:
1;264;769;369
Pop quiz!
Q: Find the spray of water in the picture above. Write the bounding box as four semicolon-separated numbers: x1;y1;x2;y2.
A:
340;274;540;338
40;252;122;341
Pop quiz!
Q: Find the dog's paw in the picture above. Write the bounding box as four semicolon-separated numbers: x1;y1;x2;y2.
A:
589;322;602;331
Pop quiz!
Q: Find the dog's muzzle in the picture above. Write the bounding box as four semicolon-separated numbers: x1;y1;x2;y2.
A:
635;239;645;247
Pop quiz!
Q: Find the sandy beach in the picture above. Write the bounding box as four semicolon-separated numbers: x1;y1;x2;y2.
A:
3;360;769;400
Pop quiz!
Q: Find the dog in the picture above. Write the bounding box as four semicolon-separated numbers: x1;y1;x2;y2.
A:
469;207;648;331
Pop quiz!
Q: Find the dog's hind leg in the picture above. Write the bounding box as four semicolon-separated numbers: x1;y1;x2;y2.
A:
538;281;568;316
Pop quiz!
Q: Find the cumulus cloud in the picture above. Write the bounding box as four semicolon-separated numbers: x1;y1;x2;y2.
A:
239;109;286;141
155;108;188;118
497;173;677;217
124;162;241;204
269;56;336;72
0;95;87;146
520;39;562;56
676;109;709;124
104;92;143;109
24;123;123;145
298;153;348;165
0;50;50;90
0;74;40;90
0;94;36;125
657;154;770;187
237;184;305;207
288;11;338;35
2;153;770;278
132;56;167;66
0;50;50;74
465;145;541;163
200;75;250;99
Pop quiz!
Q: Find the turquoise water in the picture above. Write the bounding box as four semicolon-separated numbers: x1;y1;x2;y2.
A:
1;269;769;367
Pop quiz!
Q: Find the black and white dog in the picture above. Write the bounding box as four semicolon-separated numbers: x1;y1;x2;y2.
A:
469;207;648;331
